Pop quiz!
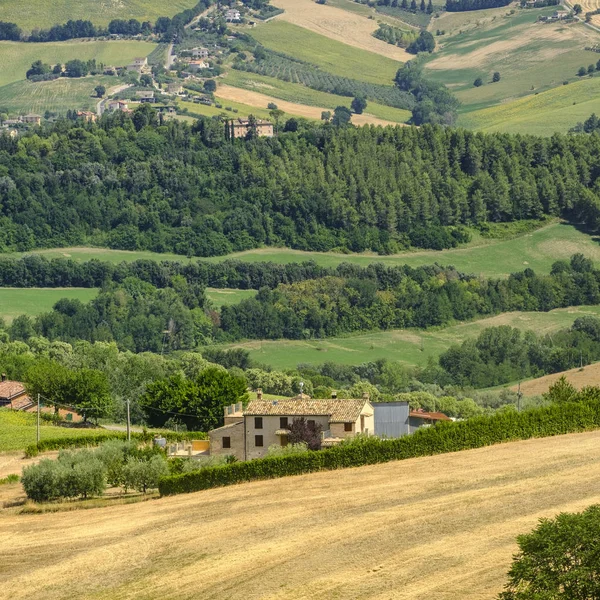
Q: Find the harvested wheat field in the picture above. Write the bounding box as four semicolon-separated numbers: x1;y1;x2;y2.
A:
579;0;600;26
3;431;600;599
216;84;399;126
512;361;600;396
271;0;411;61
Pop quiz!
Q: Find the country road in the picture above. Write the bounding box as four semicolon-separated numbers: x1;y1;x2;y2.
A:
96;84;133;116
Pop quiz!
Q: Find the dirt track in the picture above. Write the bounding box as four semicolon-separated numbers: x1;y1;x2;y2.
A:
2;430;600;599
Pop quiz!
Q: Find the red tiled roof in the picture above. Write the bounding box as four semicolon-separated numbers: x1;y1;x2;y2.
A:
245;397;371;423
0;380;26;401
409;409;451;421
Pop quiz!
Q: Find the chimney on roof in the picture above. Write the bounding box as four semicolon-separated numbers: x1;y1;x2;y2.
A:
1;373;6;382
331;390;337;399
362;392;370;401
256;388;263;400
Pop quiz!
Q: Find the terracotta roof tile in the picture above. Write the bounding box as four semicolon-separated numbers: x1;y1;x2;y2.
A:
245;398;371;423
0;380;26;401
409;410;451;421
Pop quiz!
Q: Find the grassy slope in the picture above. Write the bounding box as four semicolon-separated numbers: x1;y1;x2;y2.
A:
6;222;599;278
215;305;600;370
0;76;119;114
251;21;400;85
0;411;109;452
511;361;600;396
0;0;197;31
459;76;600;134
0;41;156;89
2;430;600;599
222;69;411;123
0;288;98;323
205;288;257;308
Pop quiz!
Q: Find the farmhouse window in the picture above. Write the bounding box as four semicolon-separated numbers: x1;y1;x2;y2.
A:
280;417;289;428
344;423;353;432
222;437;231;449
255;435;264;447
254;417;263;429
307;420;315;427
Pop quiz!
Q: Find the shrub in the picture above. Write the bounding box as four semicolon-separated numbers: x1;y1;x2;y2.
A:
22;459;63;502
159;398;600;496
123;455;169;493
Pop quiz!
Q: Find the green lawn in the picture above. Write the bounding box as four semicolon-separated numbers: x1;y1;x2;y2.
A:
251;21;400;85
0;75;118;114
213;305;600;370
424;6;600;115
223;69;412;123
0;40;156;88
206;288;257;307
6;222;600;278
0;410;115;453
0;288;98;323
0;0;197;31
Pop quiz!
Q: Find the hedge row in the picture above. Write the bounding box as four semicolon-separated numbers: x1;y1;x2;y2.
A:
159;399;600;496
25;430;207;457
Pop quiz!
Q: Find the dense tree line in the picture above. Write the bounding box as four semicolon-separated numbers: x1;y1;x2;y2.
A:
0;21;22;41
446;0;511;10
5;110;600;256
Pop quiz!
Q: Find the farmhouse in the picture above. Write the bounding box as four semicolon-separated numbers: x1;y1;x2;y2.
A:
552;9;570;18
76;111;97;122
0;375;32;410
188;60;210;72
21;114;42;125
226;9;241;21
210;390;374;460
228;118;274;138
192;47;210;58
106;100;130;112
167;82;183;94
127;57;149;73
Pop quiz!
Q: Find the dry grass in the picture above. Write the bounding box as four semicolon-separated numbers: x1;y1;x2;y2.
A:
270;0;411;61
2;431;600;599
512;361;600;396
216;83;400;126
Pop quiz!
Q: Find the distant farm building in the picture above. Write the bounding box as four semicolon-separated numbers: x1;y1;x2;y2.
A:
192;47;210;58
225;9;241;21
127;57;148;73
227;118;274;138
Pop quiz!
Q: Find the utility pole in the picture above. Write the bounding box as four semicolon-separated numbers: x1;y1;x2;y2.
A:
126;399;131;442
517;382;522;413
37;393;41;444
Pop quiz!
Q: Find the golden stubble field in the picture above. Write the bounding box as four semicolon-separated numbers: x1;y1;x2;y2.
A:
2;431;600;599
512;361;600;396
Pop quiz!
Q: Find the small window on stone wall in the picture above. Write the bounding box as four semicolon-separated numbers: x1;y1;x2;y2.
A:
344;423;353;432
255;435;263;447
222;436;231;449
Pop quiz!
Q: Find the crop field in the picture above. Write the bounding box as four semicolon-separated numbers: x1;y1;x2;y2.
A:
0;288;98;323
178;98;274;121
223;70;412;123
424;6;600;111
0;411;109;453
3;430;600;599
0;0;197;31
214;305;600;370
459;76;600;134
251;21;400;85
0;76;118;115
0;40;156;89
205;288;256;307
269;0;411;62
7;222;599;278
511;361;600;396
579;0;600;25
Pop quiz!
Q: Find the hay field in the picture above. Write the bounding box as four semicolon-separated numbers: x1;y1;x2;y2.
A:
217;305;600;370
251;21;400;85
459;76;600;134
579;0;600;25
512;361;600;396
3;430;600;599
0;0;197;31
424;7;600;111
0;40;156;88
269;0;411;62
216;83;400;126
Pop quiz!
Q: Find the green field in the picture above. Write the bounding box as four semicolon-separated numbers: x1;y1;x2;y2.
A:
0;75;118;114
251;21;400;85
6;222;600;278
223;69;412;123
459;76;600;134
0;40;156;89
215;305;600;370
0;0;197;31
0;410;114;453
424;6;600;113
0;288;98;323
179;98;274;121
206;288;257;307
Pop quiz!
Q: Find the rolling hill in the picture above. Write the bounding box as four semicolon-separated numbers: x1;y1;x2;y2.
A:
512;361;600;396
2;430;600;599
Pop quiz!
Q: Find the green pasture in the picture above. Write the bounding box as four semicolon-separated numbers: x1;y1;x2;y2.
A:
223;70;412;123
6;223;599;278
206;288;257;307
178;98;273;121
0;288;98;323
0;75;118;114
424;7;599;111
459;76;600;134
0;411;114;453
0;0;197;31
0;40;156;89
215;305;600;370
251;21;401;85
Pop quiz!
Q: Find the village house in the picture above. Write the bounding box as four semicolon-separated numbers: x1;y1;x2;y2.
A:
552;9;570;19
106;100;130;112
187;60;210;72
225;9;241;21
229;117;274;138
76;110;97;122
210;390;375;461
127;57;149;73
136;90;156;103
167;82;183;94
21;114;42;125
192;47;210;58
0;375;32;410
